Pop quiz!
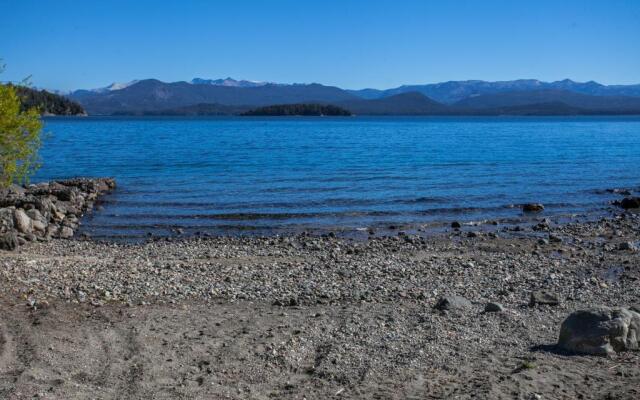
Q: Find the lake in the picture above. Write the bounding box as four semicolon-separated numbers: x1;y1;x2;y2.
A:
36;116;640;239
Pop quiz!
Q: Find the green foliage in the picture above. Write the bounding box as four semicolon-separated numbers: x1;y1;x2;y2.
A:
12;85;85;115
241;103;352;116
0;84;43;187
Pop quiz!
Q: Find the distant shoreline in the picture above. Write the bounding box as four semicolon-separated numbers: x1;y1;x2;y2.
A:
42;114;640;119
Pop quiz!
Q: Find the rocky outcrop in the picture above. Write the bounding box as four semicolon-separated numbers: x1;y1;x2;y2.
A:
0;178;115;250
558;306;640;356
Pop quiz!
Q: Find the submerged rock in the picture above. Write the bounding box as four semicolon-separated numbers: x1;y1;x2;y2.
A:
617;197;640;209
558;306;640;356
522;203;545;212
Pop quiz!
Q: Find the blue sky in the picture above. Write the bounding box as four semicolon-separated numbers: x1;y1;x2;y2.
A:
1;0;639;90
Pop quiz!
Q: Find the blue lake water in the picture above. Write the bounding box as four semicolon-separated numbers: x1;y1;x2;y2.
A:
36;116;640;239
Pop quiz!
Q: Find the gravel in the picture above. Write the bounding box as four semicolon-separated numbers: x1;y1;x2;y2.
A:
0;207;639;398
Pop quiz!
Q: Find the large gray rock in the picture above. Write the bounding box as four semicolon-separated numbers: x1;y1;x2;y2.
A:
59;226;74;238
558;307;640;356
13;209;32;234
31;219;47;233
26;208;45;223
0;208;15;231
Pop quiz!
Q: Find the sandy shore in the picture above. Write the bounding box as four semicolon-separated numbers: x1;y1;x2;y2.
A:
1;211;639;398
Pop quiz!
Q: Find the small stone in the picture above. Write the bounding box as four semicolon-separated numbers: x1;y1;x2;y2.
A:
434;295;472;311
76;291;87;303
451;221;462;229
618;242;637;251
484;302;505;312
549;234;562;243
529;291;560;306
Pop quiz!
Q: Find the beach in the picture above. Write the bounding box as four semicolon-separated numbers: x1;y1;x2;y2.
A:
1;207;639;398
5;1;640;398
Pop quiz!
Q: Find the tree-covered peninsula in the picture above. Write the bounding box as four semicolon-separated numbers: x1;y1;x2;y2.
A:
9;85;86;116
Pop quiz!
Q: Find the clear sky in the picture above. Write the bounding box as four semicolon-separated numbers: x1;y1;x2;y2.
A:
1;0;639;91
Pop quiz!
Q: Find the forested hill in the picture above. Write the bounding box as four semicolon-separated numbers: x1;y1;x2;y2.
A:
11;85;86;115
241;103;352;116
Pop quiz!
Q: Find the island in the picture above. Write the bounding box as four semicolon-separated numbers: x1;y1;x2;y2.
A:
241;103;352;116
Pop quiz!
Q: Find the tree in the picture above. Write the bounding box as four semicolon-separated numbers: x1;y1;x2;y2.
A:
0;72;42;187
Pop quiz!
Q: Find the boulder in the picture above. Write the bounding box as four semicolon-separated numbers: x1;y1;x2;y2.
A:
59;226;74;238
529;291;560;306
558;306;640;356
434;295;472;311
13;209;32;234
26;208;46;223
618;197;640;210
0;232;19;251
451;221;461;229
35;197;55;214
0;208;15;231
522;203;545;212
31;219;47;233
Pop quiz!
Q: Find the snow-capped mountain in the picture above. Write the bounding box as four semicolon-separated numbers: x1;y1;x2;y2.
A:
90;80;140;93
190;77;270;87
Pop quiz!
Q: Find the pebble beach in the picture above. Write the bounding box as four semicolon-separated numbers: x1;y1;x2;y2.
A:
1;184;639;398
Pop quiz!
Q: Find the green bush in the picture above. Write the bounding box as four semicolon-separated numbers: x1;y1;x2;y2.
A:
0;83;42;187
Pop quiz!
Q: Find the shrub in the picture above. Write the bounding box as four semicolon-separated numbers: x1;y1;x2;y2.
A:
0;83;42;187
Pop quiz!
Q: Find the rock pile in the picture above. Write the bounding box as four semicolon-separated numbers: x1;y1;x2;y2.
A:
0;178;115;250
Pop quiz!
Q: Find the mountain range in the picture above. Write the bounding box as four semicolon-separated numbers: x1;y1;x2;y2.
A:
65;78;640;116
